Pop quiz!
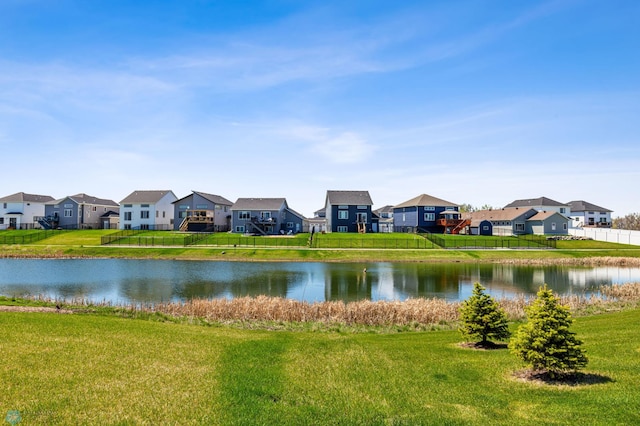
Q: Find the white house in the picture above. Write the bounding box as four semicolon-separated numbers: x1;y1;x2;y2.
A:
567;200;612;228
0;192;55;230
119;190;177;230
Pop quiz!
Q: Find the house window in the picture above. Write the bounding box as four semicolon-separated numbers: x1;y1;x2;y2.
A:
287;222;294;228
140;211;150;219
64;209;73;217
337;226;348;232
196;204;208;209
124;212;132;221
338;210;348;220
179;205;189;209
425;206;435;211
515;223;525;232
357;205;367;210
338;205;348;209
424;213;435;221
235;226;245;233
2;203;6;208
356;212;367;223
560;208;566;214
179;211;187;219
124;204;132;208
239;211;250;220
482;225;489;231
140;224;149;230
92;206;97;212
0;218;4;224
551;222;557;231
163;211;166;218
261;211;271;220
563;223;568;230
64;204;73;208
141;204;150;208
124;224;131;230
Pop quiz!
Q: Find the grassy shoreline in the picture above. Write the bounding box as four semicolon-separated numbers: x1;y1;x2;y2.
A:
1;305;640;424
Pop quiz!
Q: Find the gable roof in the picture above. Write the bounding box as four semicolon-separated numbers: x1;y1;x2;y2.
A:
528;210;569;221
232;198;287;211
325;190;373;206
50;193;119;207
0;192;55;203
465;207;537;222
394;194;458;209
504;197;567;208
567;200;612;213
374;205;394;214
173;191;233;206
120;190;176;204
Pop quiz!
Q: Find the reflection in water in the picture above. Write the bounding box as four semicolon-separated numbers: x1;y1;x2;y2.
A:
0;259;639;304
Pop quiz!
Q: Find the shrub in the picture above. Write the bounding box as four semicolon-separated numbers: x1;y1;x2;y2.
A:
509;285;588;376
459;282;510;344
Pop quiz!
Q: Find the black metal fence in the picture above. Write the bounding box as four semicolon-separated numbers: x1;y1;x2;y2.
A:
310;237;435;249
424;233;557;249
0;230;64;244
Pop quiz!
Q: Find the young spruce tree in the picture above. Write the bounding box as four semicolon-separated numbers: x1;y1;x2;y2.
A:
459;282;510;345
509;285;588;376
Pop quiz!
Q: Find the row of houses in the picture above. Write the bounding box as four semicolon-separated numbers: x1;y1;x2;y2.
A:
0;190;613;237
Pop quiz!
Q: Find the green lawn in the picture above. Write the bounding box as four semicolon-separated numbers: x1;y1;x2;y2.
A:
1;309;639;424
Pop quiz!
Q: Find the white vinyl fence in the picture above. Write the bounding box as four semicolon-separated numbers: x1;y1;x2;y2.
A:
569;227;640;246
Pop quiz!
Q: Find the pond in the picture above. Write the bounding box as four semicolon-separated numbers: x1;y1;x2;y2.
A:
1;259;639;305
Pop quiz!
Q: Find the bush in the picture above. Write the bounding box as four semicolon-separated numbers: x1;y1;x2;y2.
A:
509;285;588;376
459;282;510;344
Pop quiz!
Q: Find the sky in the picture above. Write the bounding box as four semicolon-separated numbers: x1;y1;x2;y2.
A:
1;0;639;218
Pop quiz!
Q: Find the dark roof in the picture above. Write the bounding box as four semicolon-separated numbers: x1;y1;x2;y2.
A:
173;191;233;206
394;194;458;209
232;198;287;211
0;192;55;203
374;205;394;214
325;190;373;206
51;193;119;207
567;200;612;213
465;207;538;222
504;197;567;208
120;190;176;204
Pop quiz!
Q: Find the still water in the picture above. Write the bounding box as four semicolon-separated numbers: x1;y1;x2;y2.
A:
1;259;639;304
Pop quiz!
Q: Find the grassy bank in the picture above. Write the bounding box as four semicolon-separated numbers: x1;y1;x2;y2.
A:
1;230;640;263
1;305;639;424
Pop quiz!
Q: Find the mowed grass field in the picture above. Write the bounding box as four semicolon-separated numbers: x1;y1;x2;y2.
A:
1;308;639;425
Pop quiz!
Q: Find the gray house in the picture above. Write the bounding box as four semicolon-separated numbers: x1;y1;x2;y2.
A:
465;207;539;236
42;193;119;229
527;210;570;235
231;198;305;235
324;190;375;233
173;191;233;232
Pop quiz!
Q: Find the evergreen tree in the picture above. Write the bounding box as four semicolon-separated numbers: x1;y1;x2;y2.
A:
459;282;510;344
509;285;588;376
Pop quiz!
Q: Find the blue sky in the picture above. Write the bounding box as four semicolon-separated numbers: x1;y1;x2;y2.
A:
1;0;639;217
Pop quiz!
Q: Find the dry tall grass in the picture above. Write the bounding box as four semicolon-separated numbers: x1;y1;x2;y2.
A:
141;282;640;326
11;283;640;328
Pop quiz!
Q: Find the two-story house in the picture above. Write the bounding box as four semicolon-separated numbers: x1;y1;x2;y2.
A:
173;191;233;232
324;190;374;233
231;198;305;235
43;193;119;229
393;194;460;233
504;197;570;216
119;190;177;230
0;192;55;230
567;200;612;228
